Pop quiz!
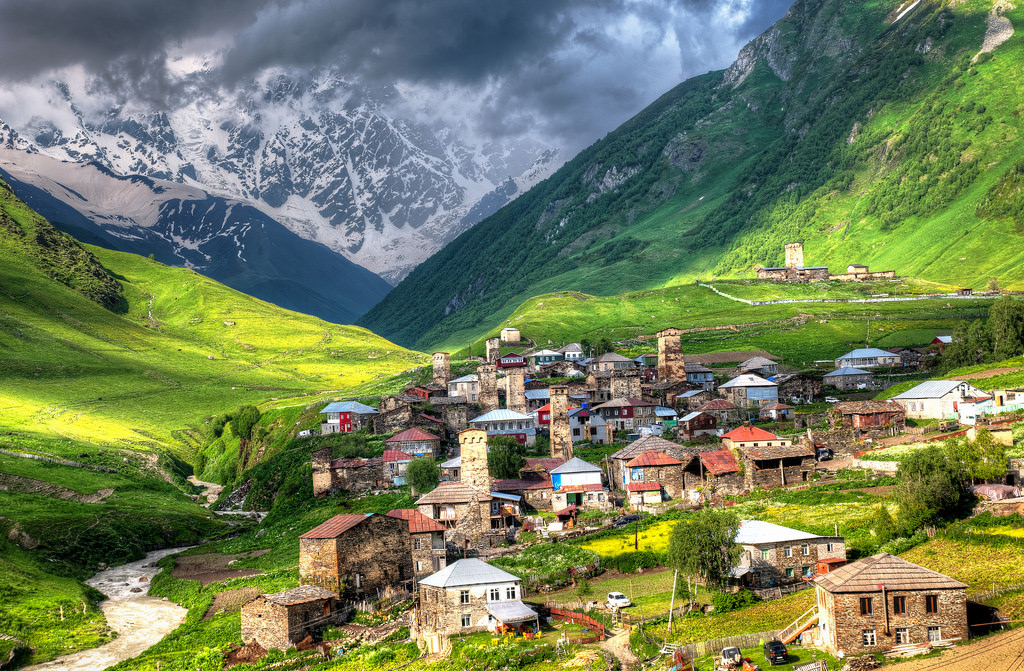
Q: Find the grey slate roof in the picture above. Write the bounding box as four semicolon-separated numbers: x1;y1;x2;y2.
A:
449;374;479;384
524;389;550;400
837;348;894;360
440;456;461;469
419;558;519;588
816;553;967;594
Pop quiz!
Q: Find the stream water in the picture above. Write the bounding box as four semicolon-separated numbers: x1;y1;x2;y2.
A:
24;547;189;671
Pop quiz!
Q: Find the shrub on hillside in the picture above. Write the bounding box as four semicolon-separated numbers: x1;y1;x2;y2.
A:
711;590;760;614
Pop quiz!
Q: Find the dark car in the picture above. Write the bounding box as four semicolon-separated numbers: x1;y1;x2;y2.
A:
612;514;640;527
763;640;788;665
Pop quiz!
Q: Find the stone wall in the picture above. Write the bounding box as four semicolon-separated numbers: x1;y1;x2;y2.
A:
299;515;412;598
609;372;642;400
757;267;795;282
820;587;967;655
432;353;451;386
825;373;874;391
776;375;823;403
478;364;499;414
375;399;414;433
312;447;333;497
411;531;447;578
443;404;469;435
828;270;897;282
642;464;690;500
418;584;492;637
743;456;814;489
332;461;386;493
549;386;573;461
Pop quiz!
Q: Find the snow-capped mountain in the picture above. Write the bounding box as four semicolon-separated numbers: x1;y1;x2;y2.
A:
1;73;560;284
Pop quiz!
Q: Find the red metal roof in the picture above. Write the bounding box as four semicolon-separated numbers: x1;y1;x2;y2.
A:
628;481;661;492
558;483;605;493
721;425;781;442
699;449;740;475
386;508;446;534
697;399;737;411
761;402;795;411
554;505;578;516
382;449;412;463
300;513;371;538
387;427;440;443
626;450;683;467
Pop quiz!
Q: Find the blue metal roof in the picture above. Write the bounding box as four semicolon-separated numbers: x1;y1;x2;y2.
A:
824;367;872;377
524;389;550;400
471;409;533;423
320;401;378;414
837;348;894;359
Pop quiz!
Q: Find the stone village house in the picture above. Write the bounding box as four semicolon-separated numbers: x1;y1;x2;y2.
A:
312;449;386;496
416;558;538;639
550;457;611;511
241;585;339;652
298;513;412;599
386;427;441;457
608;435;702;497
386;509;448;578
731;520;846;588
814;553;968;656
720;426;815;488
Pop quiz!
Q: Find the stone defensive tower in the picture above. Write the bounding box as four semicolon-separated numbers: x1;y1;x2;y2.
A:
478;364;499;414
785;242;804;269
442;404;468;434
485;337;501;364
549;386;573;462
505;368;527;414
656;327;685;382
432;352;451;386
458;428;491;493
610;370;642;399
311;447;333;497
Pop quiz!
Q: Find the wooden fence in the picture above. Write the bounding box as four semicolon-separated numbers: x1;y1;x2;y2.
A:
670;629;779;660
753;581;812;600
548;606;606;643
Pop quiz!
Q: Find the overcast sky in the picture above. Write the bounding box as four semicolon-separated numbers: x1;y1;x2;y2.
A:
0;0;793;154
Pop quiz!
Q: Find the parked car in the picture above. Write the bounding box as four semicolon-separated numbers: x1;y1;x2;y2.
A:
763;639;788;665
606;592;632;609
825;396;840;403
612;514;640;527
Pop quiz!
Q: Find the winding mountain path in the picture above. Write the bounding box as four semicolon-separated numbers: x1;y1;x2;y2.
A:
23;548;188;671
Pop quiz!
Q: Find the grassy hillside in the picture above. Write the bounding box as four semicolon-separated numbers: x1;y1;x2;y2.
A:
0;177;427;454
361;0;1024;351
446;280;995;364
0;180;428;666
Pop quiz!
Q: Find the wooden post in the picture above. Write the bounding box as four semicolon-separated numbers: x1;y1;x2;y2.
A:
664;569;679;645
59;604;64;621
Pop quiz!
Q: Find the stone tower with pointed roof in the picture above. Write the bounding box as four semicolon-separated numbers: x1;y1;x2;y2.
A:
478;364;499;414
549;385;574;462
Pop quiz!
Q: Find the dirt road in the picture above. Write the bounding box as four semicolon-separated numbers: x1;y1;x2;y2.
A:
24;547;188;671
888;627;1024;670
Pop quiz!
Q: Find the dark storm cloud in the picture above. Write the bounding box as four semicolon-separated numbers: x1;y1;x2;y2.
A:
0;0;794;150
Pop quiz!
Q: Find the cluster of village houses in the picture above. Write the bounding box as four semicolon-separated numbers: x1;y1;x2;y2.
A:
239;325;1022;660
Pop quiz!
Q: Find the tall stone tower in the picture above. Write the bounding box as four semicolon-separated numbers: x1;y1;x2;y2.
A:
478;364;499;414
785;242;804;269
485;337;501;364
311;447;334;497
610;370;642;399
442;404;468;435
549;386;573;462
458;428;492;493
505;368;527;414
656;328;684;382
432;352;451;386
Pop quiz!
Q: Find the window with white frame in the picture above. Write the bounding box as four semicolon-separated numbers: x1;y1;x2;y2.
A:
784;546;792;558
862;629;877;646
506;586;516;599
413;538;422;550
928;626;941;642
489;587;500;601
801;544;810;555
895;628;910;645
461;613;471;627
460;590;470;604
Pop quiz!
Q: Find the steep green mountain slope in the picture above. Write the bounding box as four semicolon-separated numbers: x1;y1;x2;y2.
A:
360;0;1024;350
0;178;426;451
0;180;428;665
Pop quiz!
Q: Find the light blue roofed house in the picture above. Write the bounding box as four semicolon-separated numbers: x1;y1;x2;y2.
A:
891;379;984;420
470;409;536;446
719;374;778;409
834;348;901;369
823;366;874;391
320;400;378;434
